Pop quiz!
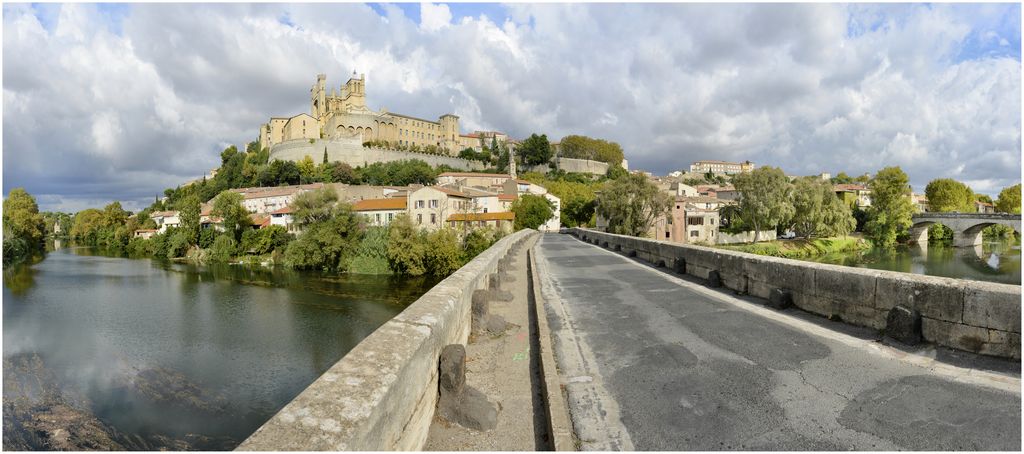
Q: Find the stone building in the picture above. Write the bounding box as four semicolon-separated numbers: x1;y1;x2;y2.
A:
688;160;755;175
259;72;468;153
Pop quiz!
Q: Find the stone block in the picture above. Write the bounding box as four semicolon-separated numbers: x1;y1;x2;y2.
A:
707;270;722;288
885;306;922;345
875;274;964;323
673;257;687;275
768;288;793;310
814;266;877;308
963;283;1021;333
628;249;637;258
922;318;990;353
439;344;466;394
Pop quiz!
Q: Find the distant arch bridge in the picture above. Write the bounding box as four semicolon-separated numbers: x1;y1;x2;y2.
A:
909;213;1021;247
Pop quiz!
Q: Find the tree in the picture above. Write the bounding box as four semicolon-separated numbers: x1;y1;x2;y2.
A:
831;172;855;184
3;188;46;264
386;214;426;275
558;135;625;166
284;204;362;271
357;160;436;186
996;184;1021;214
423;228;464;276
864;166;915;248
463;227;498;259
605;165;628;180
732;166;795;241
330;162;360;184
790;178;855;238
322;148;329;164
298;155;317;183
291;187;338;227
240;225;291;255
211;191;250;240
259;160;300;187
209;234;237;262
925;178;974;212
511;194;555;230
596;173;672;237
178;195;201;245
517;133;553;167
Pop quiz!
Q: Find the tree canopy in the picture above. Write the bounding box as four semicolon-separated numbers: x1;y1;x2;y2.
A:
732;166;794;241
864;166;915;248
996;184;1021;214
925;178;974;212
517;133;553;167
790;178;855;238
211;191;250;240
596;173;672;237
511;194;555;230
558;135;625;166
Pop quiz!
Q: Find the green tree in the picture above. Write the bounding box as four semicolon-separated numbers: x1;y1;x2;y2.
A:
259;160;301;187
330;162;360;184
790;178;855;238
558;135;625;166
209;234;237;262
864;166;915;248
211;191;251;240
386;214;426;275
925;178;974;212
732;166;795;241
511;194;555;230
423;228;464;276
284;204;362;271
595;173;672;237
996;184;1021;214
178;195;201;245
517;133;553;167
463;227;498;259
291;187;338;227
605;165;628;180
830;172;855;184
240;225;291;255
357;160;437;186
298;155;318;183
3;188;46;264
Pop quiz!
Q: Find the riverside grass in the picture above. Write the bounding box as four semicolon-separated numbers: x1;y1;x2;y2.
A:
717;237;869;259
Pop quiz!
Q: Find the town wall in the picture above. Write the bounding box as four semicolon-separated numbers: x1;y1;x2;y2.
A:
716;230;777;245
270;138;486;171
237;229;537;451
524;157;611;176
570;228;1021;359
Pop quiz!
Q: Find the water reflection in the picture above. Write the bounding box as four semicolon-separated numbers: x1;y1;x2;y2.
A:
808;239;1021;285
3;248;438;450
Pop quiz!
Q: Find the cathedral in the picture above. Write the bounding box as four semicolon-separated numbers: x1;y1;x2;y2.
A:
258;72;483;154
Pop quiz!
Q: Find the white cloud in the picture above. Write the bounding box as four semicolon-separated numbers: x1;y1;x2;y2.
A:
3;3;1020;212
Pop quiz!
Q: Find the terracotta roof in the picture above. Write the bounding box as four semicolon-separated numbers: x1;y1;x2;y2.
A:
200;204;214;216
448;212;515;222
353;197;408;211
675;195;726;203
134;229;159;233
250;213;271;227
271;206;294;215
150;210;178;218
428;186;472;198
976;201;994;207
834;184;868;192
498;194;518;201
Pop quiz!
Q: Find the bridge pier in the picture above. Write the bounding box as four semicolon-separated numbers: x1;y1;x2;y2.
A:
953;229;983;248
908;224;930;244
910;213;1021;248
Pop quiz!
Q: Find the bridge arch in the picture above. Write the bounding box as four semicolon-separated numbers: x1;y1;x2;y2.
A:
909;213;1021;247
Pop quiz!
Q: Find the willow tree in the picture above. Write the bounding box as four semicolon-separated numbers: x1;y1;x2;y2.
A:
732;166;794;242
791;177;855;238
596;173;671;237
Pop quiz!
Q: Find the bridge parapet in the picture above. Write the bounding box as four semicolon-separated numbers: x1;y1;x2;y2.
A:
237;228;537;451
910;213;1020;247
570;228;1021;359
913;212;1021;221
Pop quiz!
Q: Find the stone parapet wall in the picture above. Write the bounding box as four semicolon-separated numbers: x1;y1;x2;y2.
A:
238;229;537;451
270;138;485;171
716;230;777;245
570;228;1021;359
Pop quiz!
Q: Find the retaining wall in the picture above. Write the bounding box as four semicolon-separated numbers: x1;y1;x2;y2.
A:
270;138;486;171
716;229;777;245
524;157;611;176
571;228;1021;359
238;229;537;451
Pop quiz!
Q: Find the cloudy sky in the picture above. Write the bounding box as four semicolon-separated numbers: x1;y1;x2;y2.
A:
3;2;1021;212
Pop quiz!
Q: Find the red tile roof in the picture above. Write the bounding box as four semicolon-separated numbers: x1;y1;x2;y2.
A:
448;212;515;222
271;206;294;215
353;197;408;211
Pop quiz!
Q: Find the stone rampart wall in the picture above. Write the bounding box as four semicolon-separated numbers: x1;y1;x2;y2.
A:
524;157;611;176
571;228;1021;359
270;138;486;171
238;229;537;451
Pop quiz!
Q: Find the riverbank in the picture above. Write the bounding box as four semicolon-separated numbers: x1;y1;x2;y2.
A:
716;236;870;259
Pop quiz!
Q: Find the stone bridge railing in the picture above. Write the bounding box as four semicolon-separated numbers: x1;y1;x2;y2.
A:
237;229;537;451
910;213;1021;247
913;213;1021;221
570;228;1020;359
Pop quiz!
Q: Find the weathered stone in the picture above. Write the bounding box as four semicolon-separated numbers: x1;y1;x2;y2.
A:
963;283;1021;333
768;289;792;310
628;249;637;258
814;266;877;308
875;274;963;323
439;344;466;394
602;241;609;248
471;291;490;334
673;258;686;275
885;306;922;345
437;345;498;431
485;315;508;334
707;270;722;288
656;259;666;268
614;244;621;252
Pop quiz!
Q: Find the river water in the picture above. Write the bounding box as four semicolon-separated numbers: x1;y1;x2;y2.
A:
804;239;1021;285
2;247;438;450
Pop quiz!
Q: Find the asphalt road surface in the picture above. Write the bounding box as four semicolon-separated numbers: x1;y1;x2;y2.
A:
535;233;1021;451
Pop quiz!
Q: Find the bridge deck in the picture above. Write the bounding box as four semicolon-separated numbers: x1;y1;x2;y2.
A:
535;233;1020;450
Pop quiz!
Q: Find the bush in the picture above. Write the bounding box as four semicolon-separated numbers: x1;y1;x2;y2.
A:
347;226;391;274
209;235;237;263
511;194;555;230
463;227;498;259
283;206;362;271
198;228;217;248
424;228;464;276
166;229;193;258
125;237;153;258
240;225;291;255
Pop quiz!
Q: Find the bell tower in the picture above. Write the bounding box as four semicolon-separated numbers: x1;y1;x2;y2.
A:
343;71;366;110
311;74;327;119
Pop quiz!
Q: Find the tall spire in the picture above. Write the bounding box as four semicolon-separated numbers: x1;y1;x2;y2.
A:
509;146;517;180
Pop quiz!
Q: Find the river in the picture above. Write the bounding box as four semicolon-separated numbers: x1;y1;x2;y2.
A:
2;246;439;450
803;239;1021;285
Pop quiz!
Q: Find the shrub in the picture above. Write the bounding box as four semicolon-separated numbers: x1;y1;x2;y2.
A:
386;214;426;275
463;227;497;259
240;225;291;255
198;228;217;248
166;229;193;258
424;228;464;276
209;234;237;263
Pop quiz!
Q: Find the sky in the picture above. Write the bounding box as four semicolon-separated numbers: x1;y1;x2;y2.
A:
2;2;1021;212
